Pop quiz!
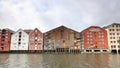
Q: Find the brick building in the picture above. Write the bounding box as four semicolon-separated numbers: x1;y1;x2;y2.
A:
43;26;80;50
80;26;108;50
29;28;43;51
0;29;14;52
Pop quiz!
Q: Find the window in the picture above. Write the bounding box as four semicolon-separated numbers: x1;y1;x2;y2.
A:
116;25;119;27
116;29;119;31
19;33;22;38
23;43;26;45
117;33;119;35
2;39;5;41
111;45;117;48
89;32;92;34
111;37;115;39
23;35;25;37
35;34;37;37
112;25;114;27
112;29;114;31
111;41;113;43
1;44;4;46
2;36;5;38
87;42;90;44
19;35;21;38
63;40;65;43
22;46;24;48
38;43;41;45
6;33;8;35
90;42;93;44
35;39;37;42
18;42;21;45
30;43;34;45
35;37;38;39
118;46;120;48
19;39;21;41
87;32;89;34
19;32;22;34
114;45;116;48
61;30;64;38
99;42;104;44
6;36;8;38
111;45;113;48
109;29;111;31
87;38;89;40
13;43;16;45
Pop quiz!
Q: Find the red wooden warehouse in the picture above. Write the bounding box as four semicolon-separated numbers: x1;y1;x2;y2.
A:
80;26;108;49
0;29;14;52
29;28;43;51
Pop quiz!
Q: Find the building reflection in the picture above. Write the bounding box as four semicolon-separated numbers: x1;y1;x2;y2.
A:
27;54;43;68
0;54;9;67
8;54;28;68
1;54;120;68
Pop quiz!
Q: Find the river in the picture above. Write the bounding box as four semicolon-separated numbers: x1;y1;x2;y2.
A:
0;53;120;68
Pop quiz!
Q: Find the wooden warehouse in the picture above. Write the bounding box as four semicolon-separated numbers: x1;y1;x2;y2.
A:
43;26;80;52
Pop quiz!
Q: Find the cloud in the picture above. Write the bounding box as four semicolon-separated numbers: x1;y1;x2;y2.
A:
0;0;48;32
0;0;120;32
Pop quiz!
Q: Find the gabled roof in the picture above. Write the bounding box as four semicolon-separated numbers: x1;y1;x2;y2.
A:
1;28;15;33
24;29;33;34
80;26;102;32
29;28;42;35
103;23;120;28
12;29;29;36
44;25;79;33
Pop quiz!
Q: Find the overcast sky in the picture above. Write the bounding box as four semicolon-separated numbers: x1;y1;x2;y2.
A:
0;0;120;32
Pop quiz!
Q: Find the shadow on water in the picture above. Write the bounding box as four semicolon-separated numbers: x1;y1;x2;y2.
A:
0;53;120;68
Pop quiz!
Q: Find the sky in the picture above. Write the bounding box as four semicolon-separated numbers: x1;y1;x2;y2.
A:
0;0;120;32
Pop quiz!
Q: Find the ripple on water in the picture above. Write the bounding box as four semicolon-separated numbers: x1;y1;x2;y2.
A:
0;54;120;68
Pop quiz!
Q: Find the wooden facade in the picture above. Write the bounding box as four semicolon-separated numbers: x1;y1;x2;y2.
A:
43;26;80;50
80;26;108;49
10;29;29;51
29;28;43;51
0;29;13;51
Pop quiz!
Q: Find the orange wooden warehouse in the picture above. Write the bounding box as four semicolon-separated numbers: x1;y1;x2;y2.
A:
80;26;108;49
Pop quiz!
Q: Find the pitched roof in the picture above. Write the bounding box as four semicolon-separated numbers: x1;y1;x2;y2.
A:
24;29;33;34
103;23;120;28
44;25;79;33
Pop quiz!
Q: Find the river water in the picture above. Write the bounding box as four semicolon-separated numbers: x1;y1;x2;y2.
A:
0;53;120;68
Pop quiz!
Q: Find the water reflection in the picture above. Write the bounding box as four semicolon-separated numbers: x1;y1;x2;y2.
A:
0;54;9;68
109;54;120;68
0;53;120;68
